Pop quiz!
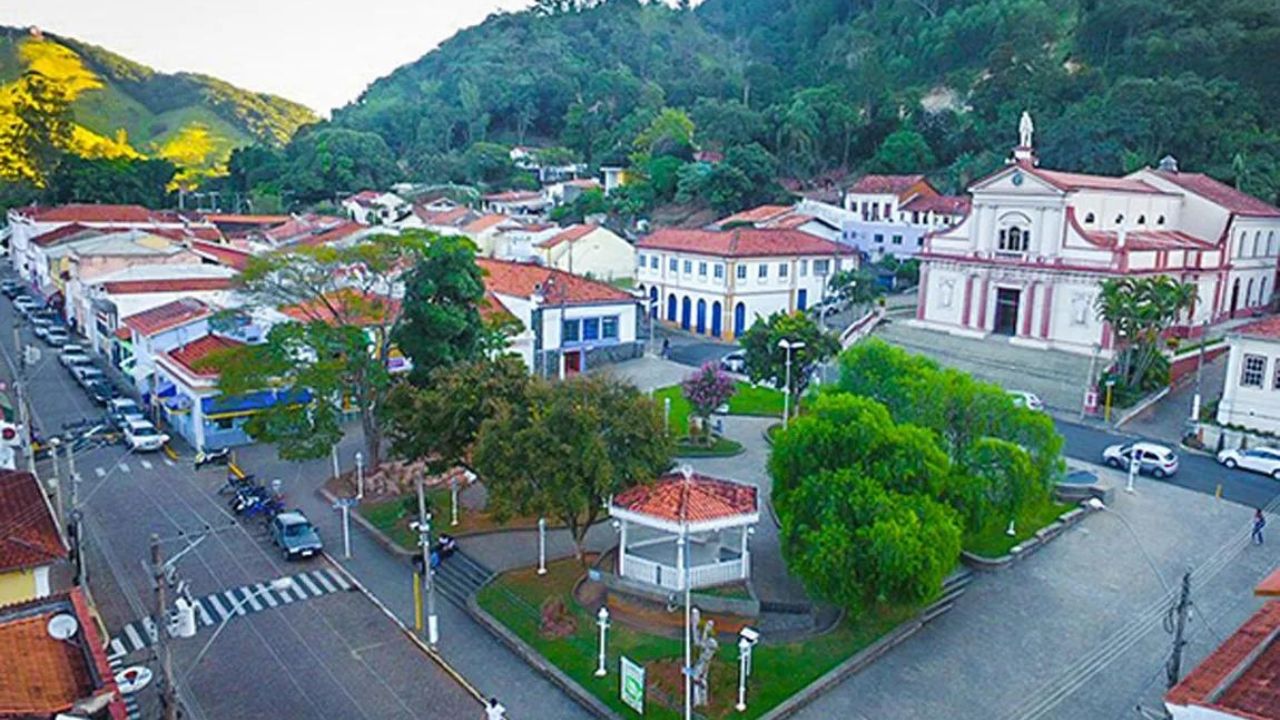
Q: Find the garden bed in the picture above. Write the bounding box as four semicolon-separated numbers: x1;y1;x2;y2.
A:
357;487;555;548
653;383;785;437
674;436;744;457
476;558;915;719
962;500;1075;559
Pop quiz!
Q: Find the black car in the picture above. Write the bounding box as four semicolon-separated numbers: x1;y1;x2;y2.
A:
84;380;118;405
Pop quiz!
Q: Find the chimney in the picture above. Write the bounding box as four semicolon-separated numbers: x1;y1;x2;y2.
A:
1158;155;1179;173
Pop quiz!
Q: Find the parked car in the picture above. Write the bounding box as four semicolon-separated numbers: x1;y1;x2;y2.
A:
30;317;53;339
270;511;323;560
107;398;145;429
44;327;70;347
73;366;106;389
12;295;38;316
0;280;21;298
84;380;118;405
720;350;746;373
59;347;91;368
1008;390;1045;412
1102;441;1180;478
1217;447;1280;480
122;418;168;452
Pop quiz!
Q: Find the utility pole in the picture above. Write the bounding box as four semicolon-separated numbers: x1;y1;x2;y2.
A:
12;325;33;473
1166;571;1193;689
151;534;178;720
416;478;439;647
1190;318;1210;421
67;443;84;587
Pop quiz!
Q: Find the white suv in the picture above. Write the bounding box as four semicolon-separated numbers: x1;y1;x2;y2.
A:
1217;447;1280;480
123;419;169;452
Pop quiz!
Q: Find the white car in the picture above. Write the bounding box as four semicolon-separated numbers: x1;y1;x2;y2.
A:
45;327;70;347
1008;390;1044;412
1102;441;1180;478
107;398;146;429
12;295;37;315
123;419;169;452
30;317;52;339
720;350;746;373
1217;447;1280;480
59;347;91;368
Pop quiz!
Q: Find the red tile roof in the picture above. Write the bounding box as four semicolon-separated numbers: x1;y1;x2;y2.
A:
1152;170;1280;217
1166;600;1280;718
165;335;244;378
716;205;794;228
638;227;850;258
612;471;758;525
0;471;67;573
848;174;928;195
149;226;224;243
902;194;971;215
483;191;542;203
190;239;253;270
292;221;364;248
537;224;598;249
1238;316;1280;341
206;213;290;227
463;214;513;233
26;204;155;223
416;206;473;227
101;277;237;295
121;298;212;337
29;223;105;247
281;289;401;327
1033;168;1163;194
566;178;603;189
477;258;634;306
262;214;344;243
1259;567;1280;597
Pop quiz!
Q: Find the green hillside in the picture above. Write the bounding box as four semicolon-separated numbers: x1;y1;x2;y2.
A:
0;26;315;185
238;0;1280;212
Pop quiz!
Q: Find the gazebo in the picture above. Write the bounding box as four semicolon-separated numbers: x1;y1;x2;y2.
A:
609;467;759;591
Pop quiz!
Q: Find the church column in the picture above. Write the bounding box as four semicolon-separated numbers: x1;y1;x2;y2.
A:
1039;283;1055;339
1035;207;1048;257
961;276;976;327
976;277;991;330
740;526;750;580
1021;283;1037;336
916;265;930;320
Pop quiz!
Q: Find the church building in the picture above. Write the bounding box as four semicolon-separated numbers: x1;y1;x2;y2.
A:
915;113;1280;355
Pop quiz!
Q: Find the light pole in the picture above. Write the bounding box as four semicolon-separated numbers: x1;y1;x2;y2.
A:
1127;453;1139;494
594;606;611;677
1190;317;1210;421
778;339;806;429
450;475;459;527
537;516;548;576
1084;498;1171;591
1104;379;1116;424
354;451;364;500
182;578;296;680
330;445;340;483
680;532;692;720
735;627;759;712
663;397;672;437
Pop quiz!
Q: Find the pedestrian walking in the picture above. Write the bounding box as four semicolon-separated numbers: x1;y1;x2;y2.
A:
1252;508;1267;545
484;698;506;720
661;337;670;359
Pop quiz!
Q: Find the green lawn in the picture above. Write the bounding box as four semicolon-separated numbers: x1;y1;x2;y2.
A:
675;436;744;457
358;486;556;548
962;500;1074;558
477;559;915;719
653;382;785;437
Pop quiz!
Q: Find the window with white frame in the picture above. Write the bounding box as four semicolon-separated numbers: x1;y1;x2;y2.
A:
698;261;707;276
562;315;621;345
1242;354;1267;387
777;263;788;278
637;253;645;268
714;264;724;279
813;259;830;275
683;260;693;274
669;257;678;272
651;255;659;269
800;259;808;276
736;264;747;280
758;264;768;279
1274;360;1280;390
998;225;1030;252
892;234;903;245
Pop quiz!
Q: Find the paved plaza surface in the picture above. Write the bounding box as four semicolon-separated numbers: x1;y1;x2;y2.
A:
792;466;1279;720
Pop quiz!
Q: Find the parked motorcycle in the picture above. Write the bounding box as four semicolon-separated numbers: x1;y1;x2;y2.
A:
194;447;232;470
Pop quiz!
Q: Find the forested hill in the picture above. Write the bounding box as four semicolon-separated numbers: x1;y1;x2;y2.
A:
232;0;1280;210
0;25;315;185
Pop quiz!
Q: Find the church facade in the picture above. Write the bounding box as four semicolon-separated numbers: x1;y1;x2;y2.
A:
915;115;1280;356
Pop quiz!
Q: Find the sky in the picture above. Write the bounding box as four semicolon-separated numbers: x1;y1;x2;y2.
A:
0;0;536;114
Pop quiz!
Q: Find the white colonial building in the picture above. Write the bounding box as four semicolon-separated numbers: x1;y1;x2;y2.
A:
636;227;855;340
1216;317;1280;435
842;175;969;260
916;114;1280;356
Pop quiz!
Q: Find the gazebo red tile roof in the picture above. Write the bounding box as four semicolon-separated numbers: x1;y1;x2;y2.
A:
613;471;758;525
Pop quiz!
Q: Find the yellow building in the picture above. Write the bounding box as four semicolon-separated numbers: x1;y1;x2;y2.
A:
0;470;69;606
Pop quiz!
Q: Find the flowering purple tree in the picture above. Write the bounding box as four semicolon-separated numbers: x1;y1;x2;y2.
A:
682;363;737;431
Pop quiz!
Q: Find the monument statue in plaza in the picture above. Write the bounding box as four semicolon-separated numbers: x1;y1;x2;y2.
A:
1019;111;1035;148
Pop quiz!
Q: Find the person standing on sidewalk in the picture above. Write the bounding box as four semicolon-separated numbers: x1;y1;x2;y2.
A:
1252;508;1267;545
484;698;506;719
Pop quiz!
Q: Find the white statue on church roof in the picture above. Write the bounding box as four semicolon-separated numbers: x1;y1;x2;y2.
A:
1019;111;1034;148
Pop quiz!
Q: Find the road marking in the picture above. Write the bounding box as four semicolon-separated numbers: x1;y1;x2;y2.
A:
239;586;264;612
255;583;279;608
109;638;126;658
163;458;175;467
123;623;145;652
140;459;152;470
195;599;215;626
287;578;312;601
94;467;105;478
207;594;231;621
310;570;337;594
118;462;130;473
325;568;352;591
295;573;323;597
223;590;247;615
107;652;143;720
140;617;158;643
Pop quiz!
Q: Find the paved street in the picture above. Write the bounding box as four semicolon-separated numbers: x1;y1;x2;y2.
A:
0;296;481;720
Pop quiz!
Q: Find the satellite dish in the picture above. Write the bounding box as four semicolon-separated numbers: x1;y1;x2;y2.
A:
46;613;79;640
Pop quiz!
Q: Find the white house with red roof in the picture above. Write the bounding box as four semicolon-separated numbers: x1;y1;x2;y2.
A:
1216;317;1280;435
915;116;1280;356
477;258;641;376
342;190;408;225
481;190;551;218
635;227;855;340
76;264;240;353
841;174;969;260
532;223;634;281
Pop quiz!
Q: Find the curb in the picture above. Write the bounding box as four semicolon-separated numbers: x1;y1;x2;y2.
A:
1114;386;1171;428
320;552;487;707
468;578;622;720
317;487;413;557
960;502;1098;571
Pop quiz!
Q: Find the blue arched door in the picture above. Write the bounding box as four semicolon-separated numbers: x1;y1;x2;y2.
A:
711;302;722;337
734;302;746;337
696;299;707;334
681;296;692;330
649;287;659;318
667;294;678;322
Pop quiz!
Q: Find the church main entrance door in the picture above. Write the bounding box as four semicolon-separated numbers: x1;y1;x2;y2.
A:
993;288;1021;336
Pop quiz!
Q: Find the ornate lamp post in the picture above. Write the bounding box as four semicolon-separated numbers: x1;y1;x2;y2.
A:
595;606;611;677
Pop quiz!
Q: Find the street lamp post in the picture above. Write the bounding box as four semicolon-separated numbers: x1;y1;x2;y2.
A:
1126;454;1139;494
182;578;296;680
680;532;692;720
537;517;548;576
778;339;806;429
354;451;364;500
594;606;611;677
1190;317;1210;421
735;627;758;712
1104;379;1117;424
450;475;459;527
663;397;671;437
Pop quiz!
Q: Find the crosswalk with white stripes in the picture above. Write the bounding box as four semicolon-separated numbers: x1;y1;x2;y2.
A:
106;653;142;719
107;567;352;660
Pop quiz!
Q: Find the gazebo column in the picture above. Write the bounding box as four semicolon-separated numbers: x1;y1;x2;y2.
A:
618;519;628;578
740;526;751;580
676;531;686;591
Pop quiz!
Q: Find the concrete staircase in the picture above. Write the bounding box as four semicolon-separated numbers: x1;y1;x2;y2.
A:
432;550;494;606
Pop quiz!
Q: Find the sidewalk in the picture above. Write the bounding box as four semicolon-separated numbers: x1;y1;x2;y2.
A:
1121;353;1226;442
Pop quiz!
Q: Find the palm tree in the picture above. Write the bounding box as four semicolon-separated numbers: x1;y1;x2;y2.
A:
1096;276;1197;393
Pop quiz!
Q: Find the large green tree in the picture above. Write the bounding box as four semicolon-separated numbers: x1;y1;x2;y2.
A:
739;311;840;406
472;374;674;561
1;71;75;186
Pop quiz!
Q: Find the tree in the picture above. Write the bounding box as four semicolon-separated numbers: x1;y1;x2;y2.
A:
282;128;399;204
473;374;674;562
869;129;937;174
633;107;696;159
206;232;427;468
1094;276;1197;394
680;363;736;442
828;268;883;308
383;356;531;476
394;235;499;385
1;71;75;186
739;311;840;401
43;154;176;208
462;142;516;186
